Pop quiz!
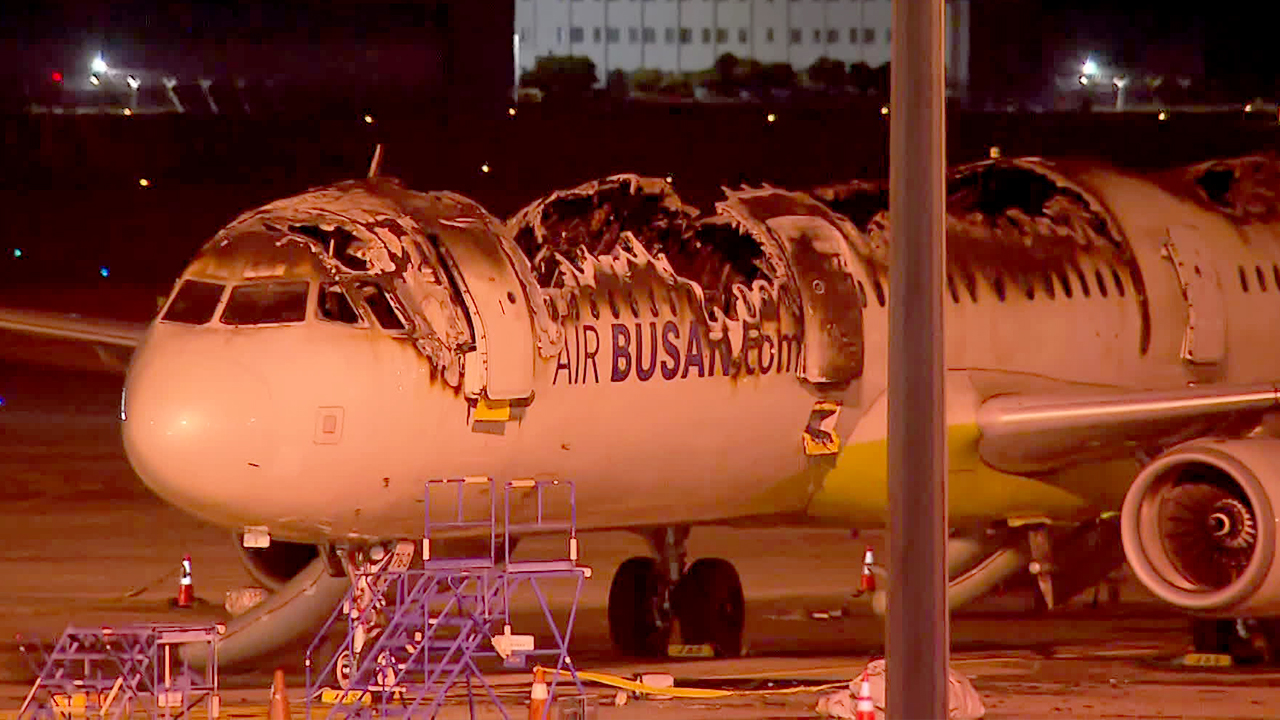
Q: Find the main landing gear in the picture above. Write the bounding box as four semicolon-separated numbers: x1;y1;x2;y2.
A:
607;526;745;658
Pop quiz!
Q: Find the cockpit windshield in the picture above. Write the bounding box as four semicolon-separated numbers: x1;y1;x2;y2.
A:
220;281;310;326
161;280;226;325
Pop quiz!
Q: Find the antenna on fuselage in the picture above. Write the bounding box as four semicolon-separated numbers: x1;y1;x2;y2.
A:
367;144;385;179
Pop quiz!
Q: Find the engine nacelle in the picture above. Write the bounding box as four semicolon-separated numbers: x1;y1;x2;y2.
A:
234;533;321;591
1122;438;1280;616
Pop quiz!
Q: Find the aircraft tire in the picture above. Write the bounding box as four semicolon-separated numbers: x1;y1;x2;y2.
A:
673;557;745;658
608;556;671;657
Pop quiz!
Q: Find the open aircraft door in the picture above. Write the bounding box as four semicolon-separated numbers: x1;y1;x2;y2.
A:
763;215;865;385
1163;224;1227;366
432;217;537;401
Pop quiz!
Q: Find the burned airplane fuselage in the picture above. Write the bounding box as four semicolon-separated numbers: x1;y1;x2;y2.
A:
122;157;1280;548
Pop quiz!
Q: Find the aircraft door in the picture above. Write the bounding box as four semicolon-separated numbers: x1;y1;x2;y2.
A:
1163;224;1226;365
430;218;536;400
763;215;864;384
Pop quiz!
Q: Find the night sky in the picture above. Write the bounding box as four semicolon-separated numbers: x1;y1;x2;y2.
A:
1;1;1278;99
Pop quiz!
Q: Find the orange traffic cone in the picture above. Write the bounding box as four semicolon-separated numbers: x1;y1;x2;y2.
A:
528;666;548;720
176;554;195;608
268;668;291;720
854;677;876;720
859;547;876;593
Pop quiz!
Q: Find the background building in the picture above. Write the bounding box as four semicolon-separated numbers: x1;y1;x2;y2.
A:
515;0;970;93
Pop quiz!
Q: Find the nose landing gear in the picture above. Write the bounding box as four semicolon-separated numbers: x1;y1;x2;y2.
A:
607;527;745;658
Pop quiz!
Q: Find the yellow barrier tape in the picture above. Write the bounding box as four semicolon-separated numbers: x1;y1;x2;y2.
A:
536;666;848;699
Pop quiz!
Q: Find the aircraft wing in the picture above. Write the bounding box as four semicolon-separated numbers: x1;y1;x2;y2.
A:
0;307;146;374
0;307;145;348
976;383;1280;474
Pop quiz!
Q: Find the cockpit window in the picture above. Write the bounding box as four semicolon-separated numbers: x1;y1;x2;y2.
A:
318;283;361;325
162;280;225;325
220;281;310;326
357;283;406;331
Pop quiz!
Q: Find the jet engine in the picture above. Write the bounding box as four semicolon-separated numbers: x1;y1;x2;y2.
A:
180;537;348;668
235;535;321;590
1122;438;1280;616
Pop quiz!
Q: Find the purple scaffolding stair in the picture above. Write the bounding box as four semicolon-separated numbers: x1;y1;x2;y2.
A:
305;477;590;720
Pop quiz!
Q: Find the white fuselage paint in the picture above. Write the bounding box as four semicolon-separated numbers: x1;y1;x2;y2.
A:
121;162;1280;544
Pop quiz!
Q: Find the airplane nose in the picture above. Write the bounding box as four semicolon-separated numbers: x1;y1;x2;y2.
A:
122;340;275;525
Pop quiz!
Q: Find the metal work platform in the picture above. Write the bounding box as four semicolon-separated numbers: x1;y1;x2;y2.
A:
305;477;591;720
18;623;221;720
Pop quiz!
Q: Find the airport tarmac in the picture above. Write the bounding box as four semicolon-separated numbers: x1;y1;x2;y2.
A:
2;360;1280;719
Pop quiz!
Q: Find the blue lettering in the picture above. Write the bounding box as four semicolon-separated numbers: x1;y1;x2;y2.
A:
760;334;775;374
553;343;573;385
682;326;706;378
610;324;632;382
582;325;600;383
660;321;681;380
635;322;658;381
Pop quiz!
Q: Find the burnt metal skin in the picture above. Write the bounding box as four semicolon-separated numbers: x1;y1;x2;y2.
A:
53;156;1280;623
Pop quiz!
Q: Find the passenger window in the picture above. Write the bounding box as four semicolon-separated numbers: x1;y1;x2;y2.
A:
221;281;310;326
162;280;225;325
358;283;406;331
318;283;361;325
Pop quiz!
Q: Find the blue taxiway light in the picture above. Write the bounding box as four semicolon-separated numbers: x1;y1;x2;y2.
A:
99;266;110;278
12;249;20;258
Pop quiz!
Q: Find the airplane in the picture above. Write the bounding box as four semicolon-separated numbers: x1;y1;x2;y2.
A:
4;153;1280;671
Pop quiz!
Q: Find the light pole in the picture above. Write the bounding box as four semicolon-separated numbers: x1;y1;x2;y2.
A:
1113;75;1128;112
